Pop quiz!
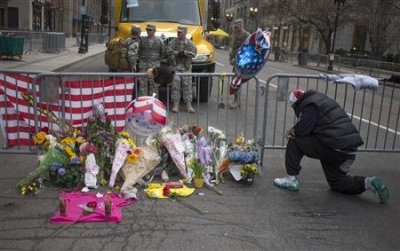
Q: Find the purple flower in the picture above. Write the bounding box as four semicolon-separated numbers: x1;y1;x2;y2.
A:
57;167;66;176
196;137;211;166
70;156;81;165
50;162;62;172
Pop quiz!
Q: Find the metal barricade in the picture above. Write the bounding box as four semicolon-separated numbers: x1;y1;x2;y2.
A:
0;31;67;54
41;32;66;53
0;71;265;155
259;73;400;166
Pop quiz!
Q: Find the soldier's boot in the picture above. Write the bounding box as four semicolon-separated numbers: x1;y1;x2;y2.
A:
186;102;195;113
171;101;179;113
229;95;240;109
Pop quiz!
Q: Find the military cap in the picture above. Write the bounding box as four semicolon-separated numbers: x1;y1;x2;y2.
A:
177;25;188;33
131;25;141;33
233;18;244;27
146;24;156;31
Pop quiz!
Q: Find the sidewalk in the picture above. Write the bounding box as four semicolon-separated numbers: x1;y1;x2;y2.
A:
0;38;107;72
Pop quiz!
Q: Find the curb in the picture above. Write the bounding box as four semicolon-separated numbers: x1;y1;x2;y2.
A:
53;49;106;72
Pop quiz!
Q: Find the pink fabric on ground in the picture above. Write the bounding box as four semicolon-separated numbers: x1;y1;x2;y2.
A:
50;192;135;224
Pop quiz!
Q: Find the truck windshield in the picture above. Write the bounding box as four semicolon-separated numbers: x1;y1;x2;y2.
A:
121;0;201;25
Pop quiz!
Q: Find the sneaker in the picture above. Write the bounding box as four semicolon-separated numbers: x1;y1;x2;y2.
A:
368;176;389;204
273;176;299;191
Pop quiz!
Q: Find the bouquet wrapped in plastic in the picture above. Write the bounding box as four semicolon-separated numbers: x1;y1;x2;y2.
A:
208;126;227;183
159;127;187;179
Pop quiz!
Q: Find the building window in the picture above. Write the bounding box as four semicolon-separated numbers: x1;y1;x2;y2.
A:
0;8;5;29
8;7;18;29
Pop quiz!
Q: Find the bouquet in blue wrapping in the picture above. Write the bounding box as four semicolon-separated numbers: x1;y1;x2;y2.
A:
230;29;271;94
227;136;260;164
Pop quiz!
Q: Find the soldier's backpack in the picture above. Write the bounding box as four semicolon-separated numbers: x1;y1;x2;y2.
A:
104;38;130;72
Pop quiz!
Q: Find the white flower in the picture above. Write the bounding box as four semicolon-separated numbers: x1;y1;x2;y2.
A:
45;134;59;148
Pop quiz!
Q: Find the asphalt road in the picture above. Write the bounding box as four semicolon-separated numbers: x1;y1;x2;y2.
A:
1;49;399;250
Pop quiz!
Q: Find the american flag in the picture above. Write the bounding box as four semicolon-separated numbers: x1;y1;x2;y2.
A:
0;73;135;147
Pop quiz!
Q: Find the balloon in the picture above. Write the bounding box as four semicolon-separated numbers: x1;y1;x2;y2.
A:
125;94;167;136
230;29;271;94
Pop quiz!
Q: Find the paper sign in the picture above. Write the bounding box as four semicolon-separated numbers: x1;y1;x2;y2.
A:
127;0;139;7
229;164;243;181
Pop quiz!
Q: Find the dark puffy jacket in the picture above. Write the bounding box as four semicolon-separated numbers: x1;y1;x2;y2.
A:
292;90;364;151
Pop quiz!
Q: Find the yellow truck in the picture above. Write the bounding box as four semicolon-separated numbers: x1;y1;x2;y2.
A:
103;0;215;101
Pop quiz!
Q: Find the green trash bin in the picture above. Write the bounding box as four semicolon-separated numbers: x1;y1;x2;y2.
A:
0;36;24;59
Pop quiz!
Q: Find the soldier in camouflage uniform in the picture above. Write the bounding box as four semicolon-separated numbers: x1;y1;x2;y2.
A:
167;25;197;113
138;24;166;96
229;19;250;109
126;25;141;72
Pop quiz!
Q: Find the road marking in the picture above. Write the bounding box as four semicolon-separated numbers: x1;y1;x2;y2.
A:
347;113;400;136
216;61;225;67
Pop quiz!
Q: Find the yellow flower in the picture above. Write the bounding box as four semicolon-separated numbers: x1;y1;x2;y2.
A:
75;136;86;144
42;140;50;149
120;131;136;148
235;136;245;145
73;128;81;138
64;146;76;159
61;137;75;146
33;131;47;144
241;164;257;176
127;152;139;164
120;131;130;139
114;185;121;192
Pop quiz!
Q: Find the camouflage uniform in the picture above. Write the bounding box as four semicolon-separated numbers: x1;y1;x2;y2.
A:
168;35;197;103
138;25;166;96
127;37;140;72
229;30;250;62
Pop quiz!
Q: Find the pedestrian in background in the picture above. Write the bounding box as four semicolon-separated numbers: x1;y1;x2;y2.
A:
127;25;141;72
138;24;166;96
167;25;197;113
228;19;250;109
274;89;389;204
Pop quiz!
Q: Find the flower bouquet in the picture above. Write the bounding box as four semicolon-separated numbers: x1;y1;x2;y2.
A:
109;131;160;199
208;126;227;184
17;129;85;194
240;164;257;185
220;135;260;184
85;112;117;186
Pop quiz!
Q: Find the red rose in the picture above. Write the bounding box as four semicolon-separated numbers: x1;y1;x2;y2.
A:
40;127;49;134
162;186;170;197
87;201;97;209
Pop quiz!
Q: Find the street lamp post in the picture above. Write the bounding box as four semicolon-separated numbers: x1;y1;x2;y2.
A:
78;0;89;54
249;7;258;31
225;13;233;34
328;0;345;71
